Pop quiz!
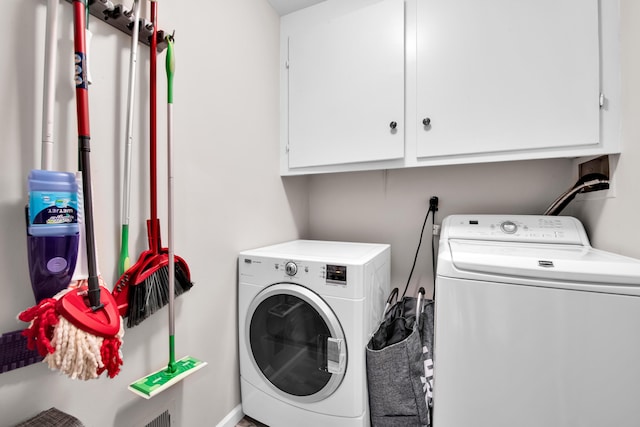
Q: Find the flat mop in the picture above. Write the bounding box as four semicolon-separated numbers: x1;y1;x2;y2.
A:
26;0;79;303
128;38;205;398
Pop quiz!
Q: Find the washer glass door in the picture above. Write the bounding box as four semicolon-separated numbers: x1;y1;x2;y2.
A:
247;283;347;403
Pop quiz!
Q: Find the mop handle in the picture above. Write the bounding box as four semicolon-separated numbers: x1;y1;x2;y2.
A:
73;0;101;308
41;0;59;171
166;36;176;364
119;0;141;274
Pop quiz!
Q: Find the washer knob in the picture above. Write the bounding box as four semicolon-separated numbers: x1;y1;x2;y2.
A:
285;261;298;276
500;221;518;234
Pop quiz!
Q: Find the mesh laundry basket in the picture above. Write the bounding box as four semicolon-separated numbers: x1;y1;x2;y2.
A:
366;289;434;427
14;408;84;427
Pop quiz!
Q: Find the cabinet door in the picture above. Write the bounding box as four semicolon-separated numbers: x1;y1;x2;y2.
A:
416;0;600;158
287;0;404;169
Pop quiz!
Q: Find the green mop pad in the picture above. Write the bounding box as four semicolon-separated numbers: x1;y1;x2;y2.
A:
129;355;207;399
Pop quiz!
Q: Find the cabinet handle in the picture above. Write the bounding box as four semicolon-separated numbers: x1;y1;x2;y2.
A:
422;117;431;126
389;121;397;130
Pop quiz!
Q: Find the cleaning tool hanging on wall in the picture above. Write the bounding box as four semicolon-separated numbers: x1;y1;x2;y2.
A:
118;0;141;275
129;37;206;398
18;0;123;380
113;0;192;328
26;0;80;303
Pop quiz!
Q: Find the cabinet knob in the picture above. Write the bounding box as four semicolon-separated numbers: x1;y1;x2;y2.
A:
389;121;397;130
422;117;431;126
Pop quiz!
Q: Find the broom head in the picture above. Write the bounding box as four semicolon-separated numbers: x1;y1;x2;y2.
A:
112;250;192;328
112;248;153;316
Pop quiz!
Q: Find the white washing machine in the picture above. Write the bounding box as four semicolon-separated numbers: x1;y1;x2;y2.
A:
238;240;390;427
434;215;640;427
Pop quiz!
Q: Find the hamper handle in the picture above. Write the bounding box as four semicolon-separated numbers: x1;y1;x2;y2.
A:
415;287;426;327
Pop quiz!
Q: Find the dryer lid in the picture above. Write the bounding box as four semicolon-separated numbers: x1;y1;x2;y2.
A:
448;239;640;286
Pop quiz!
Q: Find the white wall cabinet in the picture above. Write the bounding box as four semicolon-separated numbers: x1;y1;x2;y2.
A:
416;0;600;158
280;0;621;175
284;0;405;170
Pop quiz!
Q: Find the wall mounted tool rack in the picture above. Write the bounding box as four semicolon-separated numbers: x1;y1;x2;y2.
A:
0;0;174;374
63;0;171;51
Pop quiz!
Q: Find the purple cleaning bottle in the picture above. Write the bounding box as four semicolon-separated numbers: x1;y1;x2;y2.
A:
27;170;79;302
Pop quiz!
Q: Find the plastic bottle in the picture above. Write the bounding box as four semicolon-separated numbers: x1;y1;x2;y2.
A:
28;169;79;236
26;169;80;302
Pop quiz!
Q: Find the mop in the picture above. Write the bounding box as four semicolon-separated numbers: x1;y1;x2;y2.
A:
129;38;206;398
18;0;123;380
26;0;79;303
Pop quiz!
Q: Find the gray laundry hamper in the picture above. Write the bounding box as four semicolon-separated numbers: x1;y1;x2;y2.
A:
14;408;84;427
366;288;434;427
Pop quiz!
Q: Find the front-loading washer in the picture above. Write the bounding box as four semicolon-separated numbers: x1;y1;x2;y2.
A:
238;240;390;427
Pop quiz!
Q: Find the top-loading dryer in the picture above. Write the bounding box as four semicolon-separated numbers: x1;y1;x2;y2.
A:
434;215;640;427
238;240;390;427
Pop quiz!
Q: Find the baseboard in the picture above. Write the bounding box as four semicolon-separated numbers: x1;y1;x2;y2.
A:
216;404;244;427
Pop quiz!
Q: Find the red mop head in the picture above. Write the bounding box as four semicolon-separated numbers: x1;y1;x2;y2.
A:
18;298;59;356
18;280;124;380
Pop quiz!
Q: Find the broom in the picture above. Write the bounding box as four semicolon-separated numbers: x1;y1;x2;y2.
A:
18;0;123;380
129;37;206;398
112;0;192;328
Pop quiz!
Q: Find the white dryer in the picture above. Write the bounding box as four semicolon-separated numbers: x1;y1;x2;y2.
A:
238;240;390;427
434;215;640;427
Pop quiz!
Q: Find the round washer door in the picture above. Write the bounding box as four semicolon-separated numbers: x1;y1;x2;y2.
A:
246;283;347;403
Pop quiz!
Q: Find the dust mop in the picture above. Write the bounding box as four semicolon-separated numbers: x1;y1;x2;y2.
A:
129;38;205;398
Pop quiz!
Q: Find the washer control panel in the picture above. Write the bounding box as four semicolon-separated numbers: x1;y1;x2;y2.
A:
443;215;589;245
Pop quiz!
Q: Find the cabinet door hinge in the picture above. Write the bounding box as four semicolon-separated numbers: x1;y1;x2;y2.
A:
285;60;290;69
285;144;290;154
599;92;605;109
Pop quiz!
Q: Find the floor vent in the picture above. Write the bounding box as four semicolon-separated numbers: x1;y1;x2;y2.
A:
145;410;171;427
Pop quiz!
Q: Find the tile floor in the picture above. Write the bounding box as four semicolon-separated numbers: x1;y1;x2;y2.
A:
235;416;269;427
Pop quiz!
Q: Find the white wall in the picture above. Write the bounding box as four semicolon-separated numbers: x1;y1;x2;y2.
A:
574;0;640;258
0;1;308;426
308;159;574;297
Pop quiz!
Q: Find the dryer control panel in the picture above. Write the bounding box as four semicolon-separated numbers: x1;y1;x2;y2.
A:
441;215;590;246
